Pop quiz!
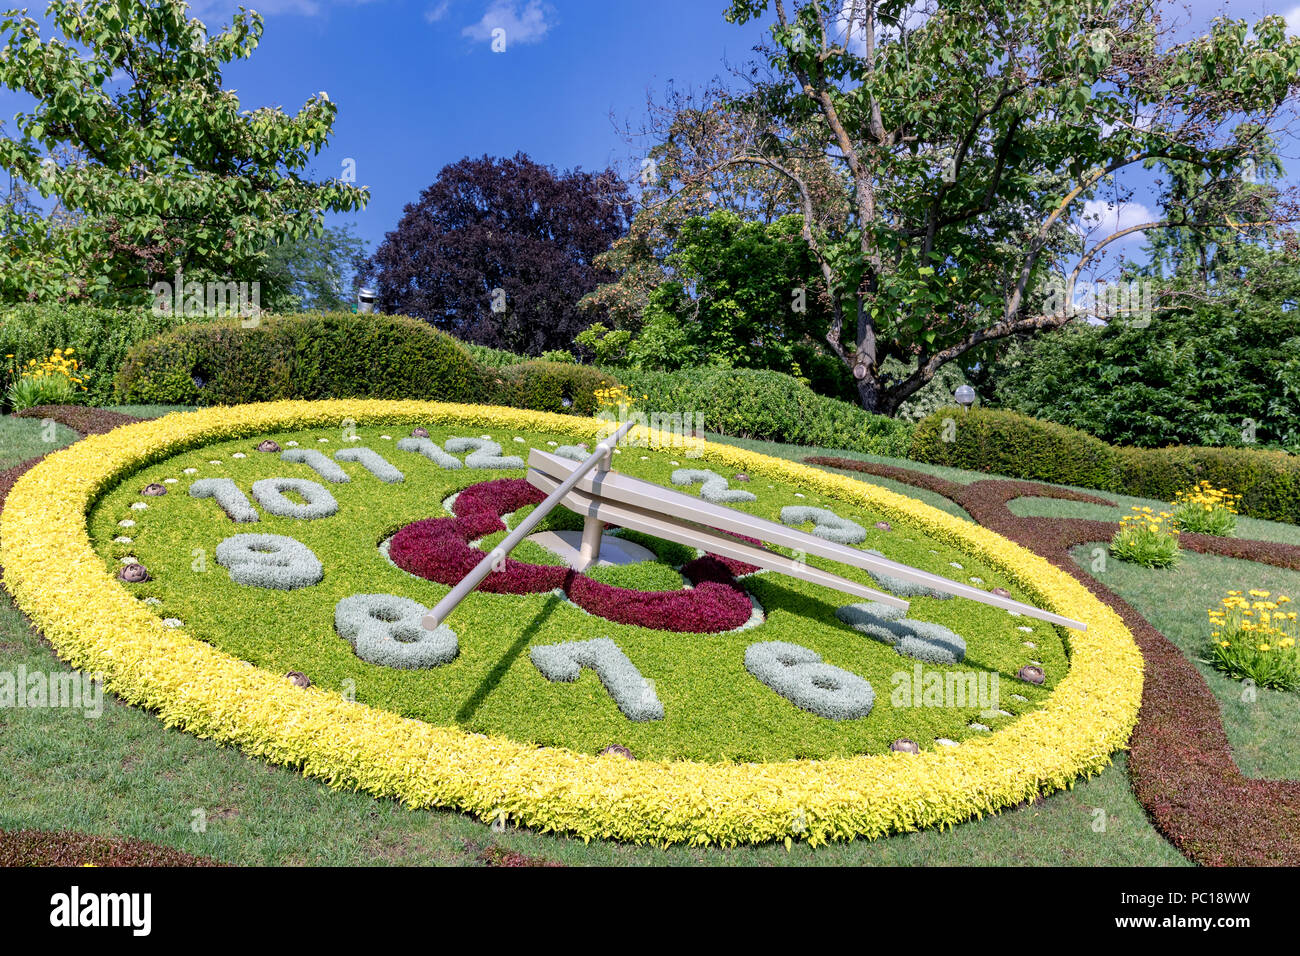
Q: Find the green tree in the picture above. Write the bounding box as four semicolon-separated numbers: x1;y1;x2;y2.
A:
581;91;848;332
990;243;1300;452
0;0;366;304
657;0;1300;414
625;210;830;374
258;224;368;313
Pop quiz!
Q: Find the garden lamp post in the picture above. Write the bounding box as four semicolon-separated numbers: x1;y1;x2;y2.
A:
357;288;377;314
954;384;977;412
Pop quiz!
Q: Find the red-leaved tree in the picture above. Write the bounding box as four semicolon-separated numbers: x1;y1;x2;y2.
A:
361;153;630;355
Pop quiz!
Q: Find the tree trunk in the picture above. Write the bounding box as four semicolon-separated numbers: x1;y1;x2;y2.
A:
854;370;882;414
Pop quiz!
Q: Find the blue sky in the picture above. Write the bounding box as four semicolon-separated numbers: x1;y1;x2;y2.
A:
179;0;775;253
4;0;1299;261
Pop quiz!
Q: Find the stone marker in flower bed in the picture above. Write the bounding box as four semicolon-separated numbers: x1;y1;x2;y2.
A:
0;400;1140;847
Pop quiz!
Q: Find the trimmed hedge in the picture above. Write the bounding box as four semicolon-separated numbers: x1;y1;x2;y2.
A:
911;406;1118;490
487;360;616;417
0;304;183;405
618;366;914;457
1117;444;1300;527
115;312;483;406
464;342;528;369
910;406;1300;524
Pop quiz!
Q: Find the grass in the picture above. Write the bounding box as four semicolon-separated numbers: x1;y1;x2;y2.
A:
1071;543;1300;781
86;423;1059;762
1010;492;1300;548
0;414;78;469
106;403;199;419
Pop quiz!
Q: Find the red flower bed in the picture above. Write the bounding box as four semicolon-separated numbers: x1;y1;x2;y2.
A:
388;478;754;632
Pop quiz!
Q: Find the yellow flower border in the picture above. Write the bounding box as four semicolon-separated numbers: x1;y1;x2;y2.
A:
0;400;1142;847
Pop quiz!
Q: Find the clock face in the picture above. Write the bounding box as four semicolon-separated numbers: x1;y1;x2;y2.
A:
88;420;1064;762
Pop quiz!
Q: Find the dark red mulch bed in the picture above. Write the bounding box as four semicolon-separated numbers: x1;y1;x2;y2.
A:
476;845;563;867
14;404;146;436
0;829;220;867
805;454;1300;866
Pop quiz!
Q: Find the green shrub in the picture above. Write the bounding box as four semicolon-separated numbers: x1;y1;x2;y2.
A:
5;347;90;407
618;366;913;457
488;360;617;417
463;343;527;369
1117;444;1300;526
0;304;183;405
910;406;1120;490
910;406;1300;525
115;313;483;406
1169;481;1240;537
1205;590;1300;692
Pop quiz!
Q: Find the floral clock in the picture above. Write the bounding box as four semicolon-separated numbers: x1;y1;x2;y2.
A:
0;401;1142;846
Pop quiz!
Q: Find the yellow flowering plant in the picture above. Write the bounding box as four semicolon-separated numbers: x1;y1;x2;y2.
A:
1204;590;1299;691
5;348;89;411
1171;481;1240;537
1109;505;1181;569
593;383;644;414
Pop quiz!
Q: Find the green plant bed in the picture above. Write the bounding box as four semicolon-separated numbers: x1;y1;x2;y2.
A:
86;423;1062;764
1071;543;1300;780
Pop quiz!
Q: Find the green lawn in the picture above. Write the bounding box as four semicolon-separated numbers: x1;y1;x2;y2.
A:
1010;493;1300;548
1071;543;1300;780
0;415;78;469
106;404;200;419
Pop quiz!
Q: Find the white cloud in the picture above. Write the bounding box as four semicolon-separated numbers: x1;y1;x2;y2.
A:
187;0;386;23
1075;198;1158;241
425;1;451;23
462;0;553;46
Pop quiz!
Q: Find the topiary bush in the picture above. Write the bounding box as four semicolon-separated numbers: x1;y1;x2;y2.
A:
618;366;913;457
910;406;1120;490
487;360;617;416
115;312;483;406
910;406;1300;525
